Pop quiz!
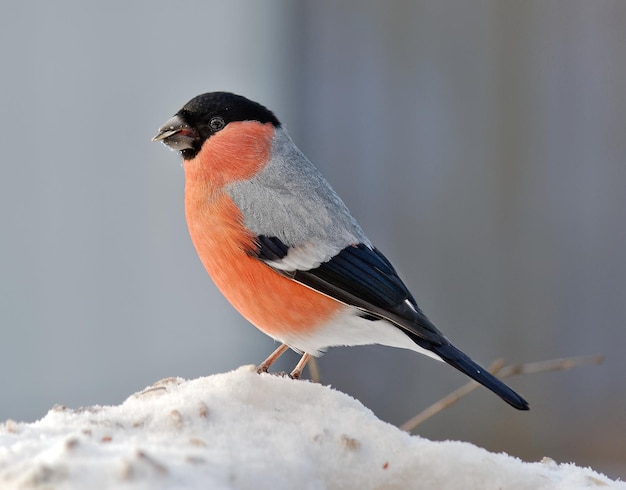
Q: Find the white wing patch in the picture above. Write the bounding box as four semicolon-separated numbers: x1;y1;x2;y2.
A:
264;241;342;272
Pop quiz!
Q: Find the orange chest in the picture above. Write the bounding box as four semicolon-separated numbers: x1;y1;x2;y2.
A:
184;184;256;287
182;183;342;339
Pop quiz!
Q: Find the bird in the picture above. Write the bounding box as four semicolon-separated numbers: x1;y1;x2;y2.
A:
152;91;529;410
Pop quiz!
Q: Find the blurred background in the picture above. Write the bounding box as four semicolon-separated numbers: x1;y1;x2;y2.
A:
1;0;624;479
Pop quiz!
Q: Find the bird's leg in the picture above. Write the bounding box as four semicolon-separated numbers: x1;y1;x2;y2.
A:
290;353;312;380
256;343;289;374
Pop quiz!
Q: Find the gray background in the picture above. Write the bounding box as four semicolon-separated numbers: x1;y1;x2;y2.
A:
1;0;624;479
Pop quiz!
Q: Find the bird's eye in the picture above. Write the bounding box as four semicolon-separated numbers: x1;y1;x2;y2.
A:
209;117;225;131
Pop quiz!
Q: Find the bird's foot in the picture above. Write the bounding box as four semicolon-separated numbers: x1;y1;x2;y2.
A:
256;343;289;374
289;353;311;380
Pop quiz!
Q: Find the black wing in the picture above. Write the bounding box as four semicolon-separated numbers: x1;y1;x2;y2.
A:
254;235;529;411
256;236;446;345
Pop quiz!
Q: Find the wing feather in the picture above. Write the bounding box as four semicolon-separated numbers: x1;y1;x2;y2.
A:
255;236;446;345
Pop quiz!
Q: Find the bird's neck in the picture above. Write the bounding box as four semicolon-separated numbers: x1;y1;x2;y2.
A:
182;121;275;191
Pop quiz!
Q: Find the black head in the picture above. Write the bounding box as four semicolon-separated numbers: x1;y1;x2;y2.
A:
153;92;281;160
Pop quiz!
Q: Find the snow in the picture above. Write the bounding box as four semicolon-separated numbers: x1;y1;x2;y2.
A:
0;366;622;490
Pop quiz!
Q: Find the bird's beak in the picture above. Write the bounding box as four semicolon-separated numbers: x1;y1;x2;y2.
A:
152;114;195;150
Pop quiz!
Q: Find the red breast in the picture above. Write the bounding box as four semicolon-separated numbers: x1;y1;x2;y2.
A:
183;121;342;341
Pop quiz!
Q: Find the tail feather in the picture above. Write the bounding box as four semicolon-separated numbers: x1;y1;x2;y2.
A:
431;343;529;410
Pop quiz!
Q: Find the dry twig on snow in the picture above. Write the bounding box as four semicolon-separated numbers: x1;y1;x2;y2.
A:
400;354;604;432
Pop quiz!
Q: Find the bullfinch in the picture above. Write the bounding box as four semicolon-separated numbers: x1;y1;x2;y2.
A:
153;92;529;410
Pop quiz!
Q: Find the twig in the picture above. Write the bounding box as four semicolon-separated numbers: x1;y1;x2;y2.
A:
400;359;505;432
307;357;321;383
495;355;604;379
400;354;604;433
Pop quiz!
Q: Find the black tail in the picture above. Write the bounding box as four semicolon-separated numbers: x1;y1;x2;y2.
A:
430;343;529;410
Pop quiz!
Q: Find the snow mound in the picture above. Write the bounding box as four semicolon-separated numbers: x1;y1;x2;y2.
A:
0;366;622;489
